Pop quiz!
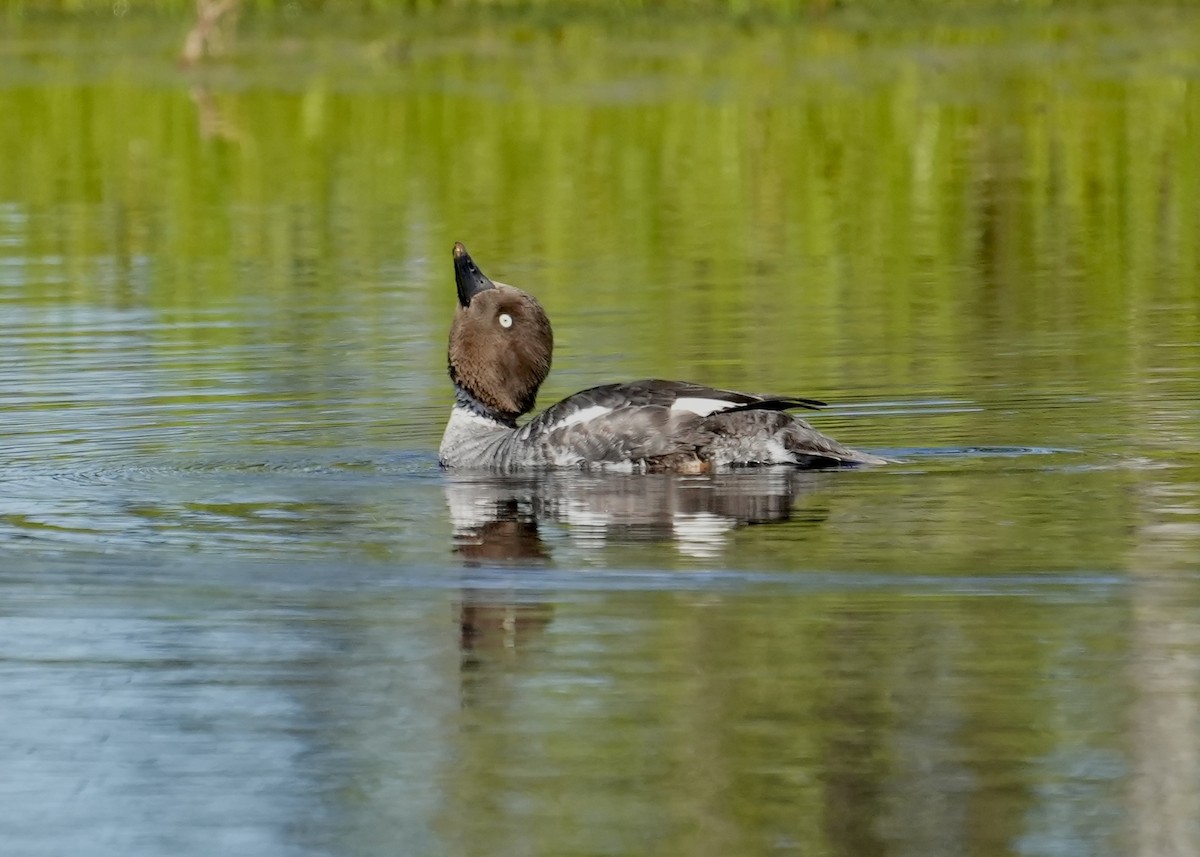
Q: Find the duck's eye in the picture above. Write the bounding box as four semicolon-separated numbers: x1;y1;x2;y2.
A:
498;313;513;329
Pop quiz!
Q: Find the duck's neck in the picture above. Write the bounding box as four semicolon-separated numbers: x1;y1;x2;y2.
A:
440;395;521;468
454;384;519;429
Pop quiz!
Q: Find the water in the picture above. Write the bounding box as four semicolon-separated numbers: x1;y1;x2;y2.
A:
2;5;1200;856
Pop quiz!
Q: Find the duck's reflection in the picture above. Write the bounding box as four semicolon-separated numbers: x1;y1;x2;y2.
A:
453;497;554;661
446;468;829;562
453;498;550;566
447;469;832;694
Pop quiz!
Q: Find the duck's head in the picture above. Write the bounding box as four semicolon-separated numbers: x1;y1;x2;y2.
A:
448;242;553;422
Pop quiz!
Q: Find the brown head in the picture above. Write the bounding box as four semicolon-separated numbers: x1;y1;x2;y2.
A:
448;242;553;422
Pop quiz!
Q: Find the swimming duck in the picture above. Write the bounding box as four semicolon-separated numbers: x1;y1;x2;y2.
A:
439;242;885;472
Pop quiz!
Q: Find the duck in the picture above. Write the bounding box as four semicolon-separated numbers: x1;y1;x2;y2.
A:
439;242;886;472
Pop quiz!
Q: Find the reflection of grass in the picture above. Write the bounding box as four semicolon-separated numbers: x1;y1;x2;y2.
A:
1;7;1198;424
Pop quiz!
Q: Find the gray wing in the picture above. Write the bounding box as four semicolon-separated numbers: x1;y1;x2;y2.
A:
521;380;828;465
523;380;884;468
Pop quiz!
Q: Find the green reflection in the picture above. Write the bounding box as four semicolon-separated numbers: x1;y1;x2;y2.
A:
3;8;1198;397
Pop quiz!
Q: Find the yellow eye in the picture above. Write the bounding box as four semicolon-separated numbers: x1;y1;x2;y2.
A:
498;313;513;329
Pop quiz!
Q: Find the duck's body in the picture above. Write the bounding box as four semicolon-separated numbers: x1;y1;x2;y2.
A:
439;243;885;472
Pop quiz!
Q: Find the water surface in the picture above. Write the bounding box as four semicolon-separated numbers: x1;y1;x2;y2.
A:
2;6;1200;856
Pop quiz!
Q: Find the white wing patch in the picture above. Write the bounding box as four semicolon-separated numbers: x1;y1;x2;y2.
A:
549;404;612;431
670;397;739;417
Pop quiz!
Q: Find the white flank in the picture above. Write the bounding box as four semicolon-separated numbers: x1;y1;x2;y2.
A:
550;404;611;431
670;397;737;417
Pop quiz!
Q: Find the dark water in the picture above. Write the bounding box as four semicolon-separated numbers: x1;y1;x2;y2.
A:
2;6;1200;856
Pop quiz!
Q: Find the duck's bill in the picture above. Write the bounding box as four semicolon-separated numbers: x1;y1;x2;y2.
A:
453;242;496;308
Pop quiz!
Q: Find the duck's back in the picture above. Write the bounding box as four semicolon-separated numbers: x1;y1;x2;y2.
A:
515;380;883;472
